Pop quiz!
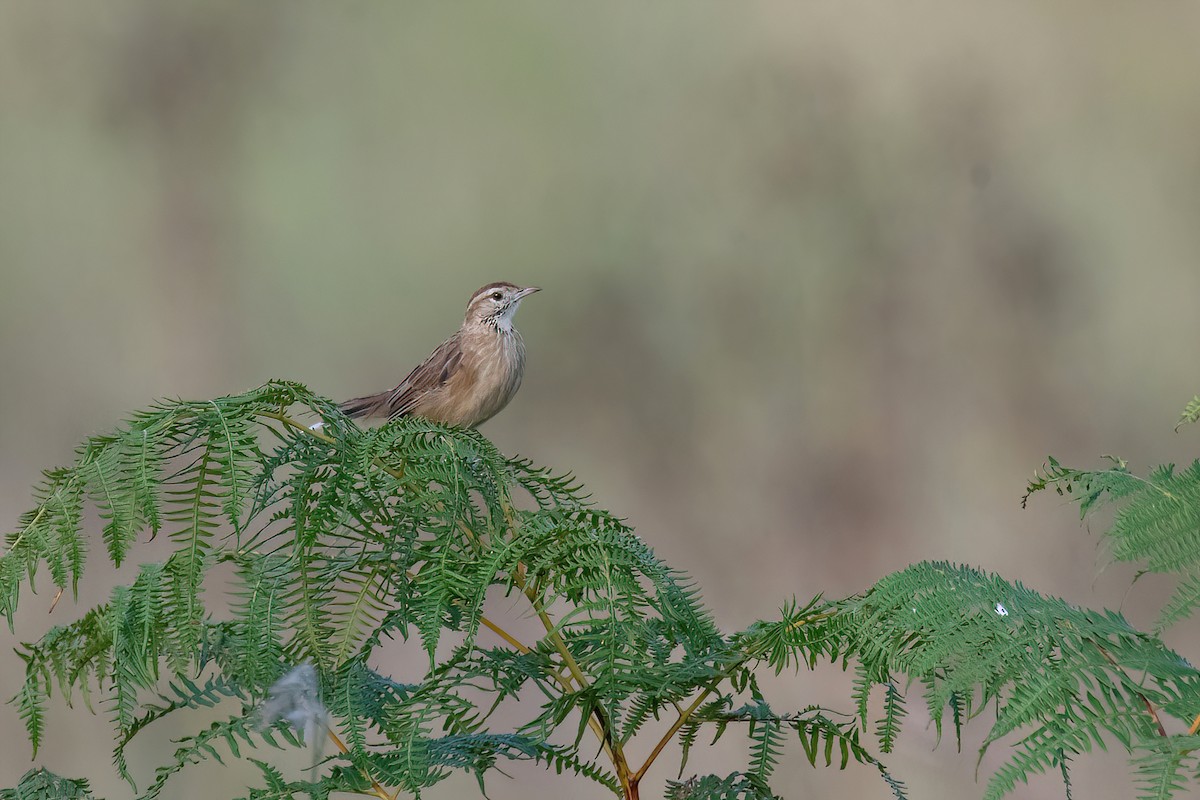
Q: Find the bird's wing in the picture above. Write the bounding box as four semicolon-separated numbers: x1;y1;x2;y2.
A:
383;333;464;419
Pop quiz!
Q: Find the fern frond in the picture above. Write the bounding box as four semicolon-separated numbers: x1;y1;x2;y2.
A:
728;595;841;679
876;681;907;754
9;381;1200;800
13;603;115;754
692;704;903;798
337;733;621;797
110;566;170;732
1027;446;1200;629
84;441;135;565
217;553;288;690
982;721;1096;800
13;676;47;757
2;467;86;623
665;772;779;800
138;709;299;800
1023;455;1141;514
198;400;260;530
0;769;98;800
1132;735;1200;800
1176;396;1200;431
233;759;297;800
1156;570;1200;632
848;562;1199;799
747;713;785;781
324;657;415;755
506;456;591;510
1031;402;1200;576
161;442;219;668
114;675;247;787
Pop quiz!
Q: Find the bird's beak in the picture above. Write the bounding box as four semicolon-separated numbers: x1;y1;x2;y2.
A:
516;286;541;300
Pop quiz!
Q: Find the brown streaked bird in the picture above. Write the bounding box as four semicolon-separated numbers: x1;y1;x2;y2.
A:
339;282;540;427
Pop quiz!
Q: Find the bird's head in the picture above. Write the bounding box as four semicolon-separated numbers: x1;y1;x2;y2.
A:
464;282;540;331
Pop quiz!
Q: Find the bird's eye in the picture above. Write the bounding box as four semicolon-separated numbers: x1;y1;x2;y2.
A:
491;292;503;301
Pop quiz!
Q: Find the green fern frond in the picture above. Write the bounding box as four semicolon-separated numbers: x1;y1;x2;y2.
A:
411;527;478;663
197;401;261;530
849;562;1199;799
981;721;1097;800
21;608;113;695
236;757;377;800
2;467;86;623
665;772;779;800
0;769;98;800
138;709;299;800
1023;455;1140;514
1027;440;1200;628
527;743;623;795
507;456;591;510
110;566;170;732
13;676;47;757
114;675;247;787
747;712;785;781
1155;570;1200;632
790;712;907;799
336;733;621;797
323;657;417;755
219;553;288;690
692;704;903;798
7;381;1200;800
876;681;907;754
1132;735;1200;800
1108;462;1200;572
1025;398;1200;608
729;595;840;675
161;443;220;667
1176;396;1200;431
79;426;166;569
234;759;297;800
13;603;115;753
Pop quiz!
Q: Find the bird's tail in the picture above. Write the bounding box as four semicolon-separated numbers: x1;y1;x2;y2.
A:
338;391;389;420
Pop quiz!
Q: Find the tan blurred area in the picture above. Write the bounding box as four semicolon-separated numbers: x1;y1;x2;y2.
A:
4;3;1200;798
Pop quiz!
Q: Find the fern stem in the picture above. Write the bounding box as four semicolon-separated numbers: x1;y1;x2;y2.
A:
258;411;335;444
632;679;719;783
5;485;59;556
493;489;639;796
1091;641;1167;737
1189;712;1200;736
411;513;623;789
508;561;635;794
478;616;531;654
476;607;621;777
632;609;834;783
326;726;395;800
456;513;623;772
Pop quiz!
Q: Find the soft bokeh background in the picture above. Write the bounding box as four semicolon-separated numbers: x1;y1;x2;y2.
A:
4;3;1200;798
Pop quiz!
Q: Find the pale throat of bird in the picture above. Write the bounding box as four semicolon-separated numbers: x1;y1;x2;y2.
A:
490;306;520;332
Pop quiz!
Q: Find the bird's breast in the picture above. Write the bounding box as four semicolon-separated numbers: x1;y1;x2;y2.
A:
440;330;525;427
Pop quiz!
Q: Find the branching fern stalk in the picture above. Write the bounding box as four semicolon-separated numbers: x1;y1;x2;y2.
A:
3;382;1200;800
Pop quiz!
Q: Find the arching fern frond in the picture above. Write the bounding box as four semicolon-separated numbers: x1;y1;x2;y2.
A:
845;561;1199;799
5;382;1200;800
1026;397;1200;629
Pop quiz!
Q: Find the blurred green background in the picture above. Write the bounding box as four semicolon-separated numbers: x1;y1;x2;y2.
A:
4;3;1200;798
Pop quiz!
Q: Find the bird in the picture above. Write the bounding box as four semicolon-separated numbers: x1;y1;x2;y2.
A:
338;282;540;427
